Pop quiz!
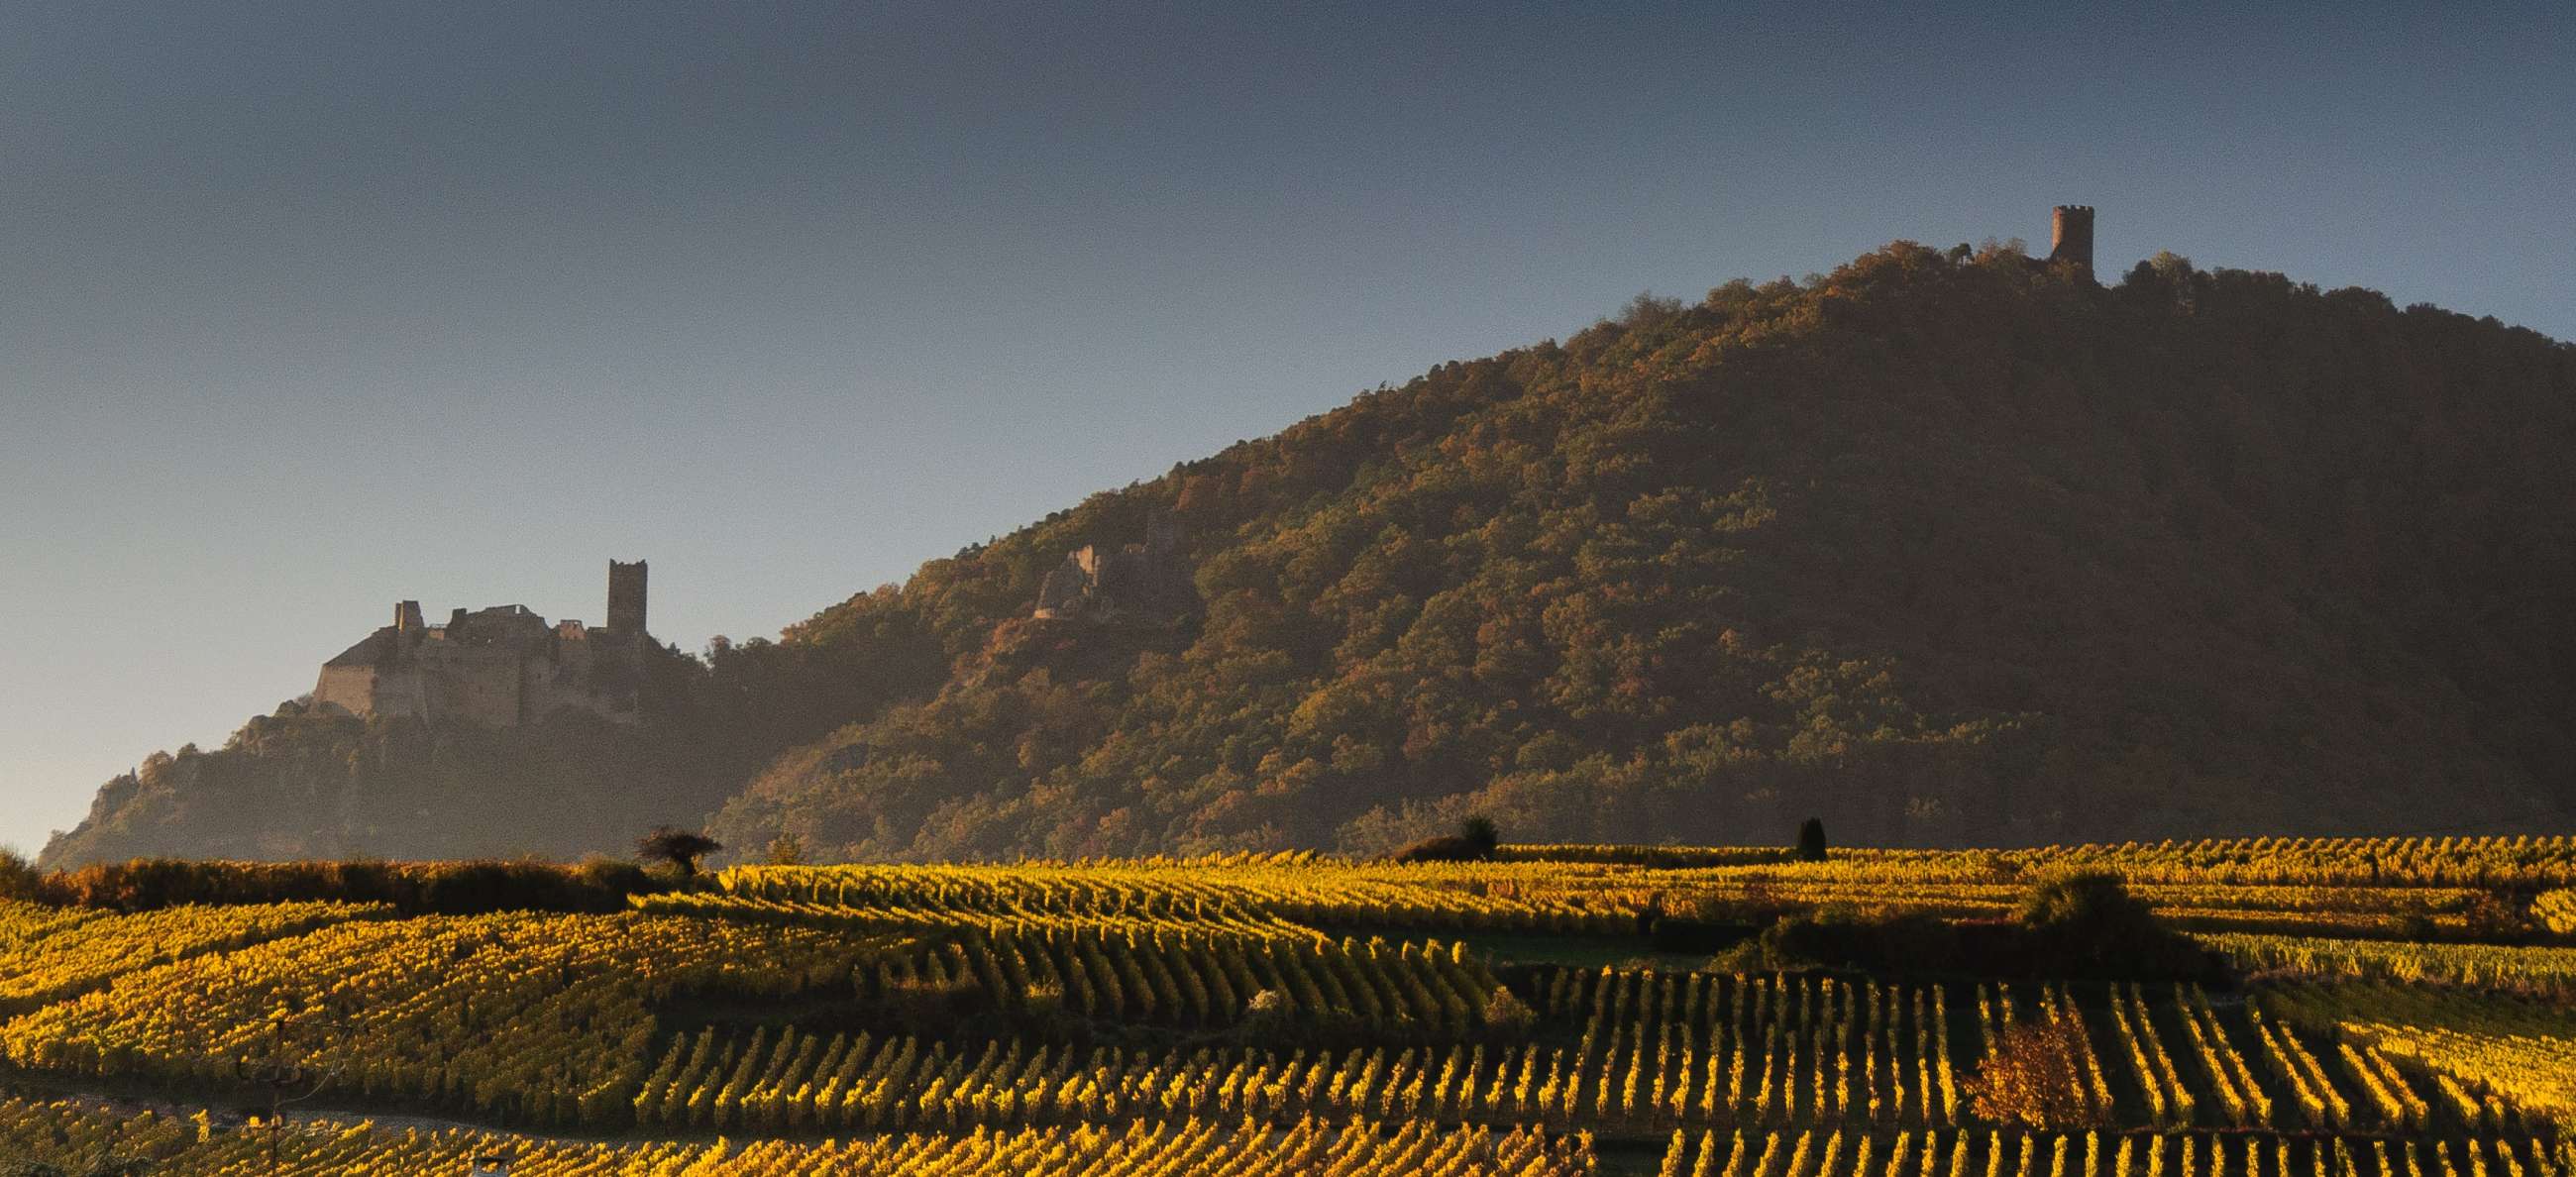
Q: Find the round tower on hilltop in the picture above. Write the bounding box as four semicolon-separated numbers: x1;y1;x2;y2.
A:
2048;205;2095;276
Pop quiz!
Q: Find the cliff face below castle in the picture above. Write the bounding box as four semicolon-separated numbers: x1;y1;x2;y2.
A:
47;244;2576;866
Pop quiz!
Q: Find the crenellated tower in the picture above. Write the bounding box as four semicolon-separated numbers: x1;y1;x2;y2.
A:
606;560;648;636
2048;205;2095;276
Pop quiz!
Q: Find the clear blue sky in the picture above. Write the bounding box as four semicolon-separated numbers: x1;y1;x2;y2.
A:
3;3;2570;854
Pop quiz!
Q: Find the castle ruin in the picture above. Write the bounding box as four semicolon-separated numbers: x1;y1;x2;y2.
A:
1032;515;1198;621
312;561;653;727
2047;204;2094;276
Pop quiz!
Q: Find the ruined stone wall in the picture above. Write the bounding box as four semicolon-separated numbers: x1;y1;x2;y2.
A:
369;659;431;720
525;628;637;723
345;632;637;726
408;643;529;728
311;565;650;727
313;665;377;717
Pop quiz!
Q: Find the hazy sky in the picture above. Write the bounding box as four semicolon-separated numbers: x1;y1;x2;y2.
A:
4;3;2570;854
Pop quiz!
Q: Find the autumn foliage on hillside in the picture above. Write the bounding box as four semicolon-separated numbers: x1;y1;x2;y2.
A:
708;245;2572;861
49;243;2576;866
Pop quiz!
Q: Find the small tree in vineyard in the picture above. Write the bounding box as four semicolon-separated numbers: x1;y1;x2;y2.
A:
638;826;721;877
1964;1018;2106;1128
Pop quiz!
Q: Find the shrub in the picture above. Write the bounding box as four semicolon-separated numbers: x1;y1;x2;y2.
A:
1965;1018;2108;1128
2010;871;2212;980
574;856;655;895
1684;884;1797;926
0;849;43;904
2462;891;2532;941
2016;871;2158;934
1481;986;1536;1036
883;976;982;1036
1237;988;1379;1048
1718;906;1959;973
1708;876;2215;982
1240;988;1291;1035
1390;817;1502;864
42;858;663;914
1389;835;1481;864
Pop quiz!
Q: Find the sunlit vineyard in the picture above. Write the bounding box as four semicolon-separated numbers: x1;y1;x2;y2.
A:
0;1096;1595;1175
0;836;2569;1174
0;910;904;1125
2204;934;2576;998
0;900;387;1016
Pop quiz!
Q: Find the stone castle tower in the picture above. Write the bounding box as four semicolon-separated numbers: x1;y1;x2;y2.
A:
312;561;653;727
2048;205;2094;276
607;560;648;636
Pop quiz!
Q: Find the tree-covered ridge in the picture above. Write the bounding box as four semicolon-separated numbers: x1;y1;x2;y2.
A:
709;244;2576;861
44;243;2576;866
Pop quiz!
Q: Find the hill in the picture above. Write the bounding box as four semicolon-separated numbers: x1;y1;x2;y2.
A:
42;241;2576;867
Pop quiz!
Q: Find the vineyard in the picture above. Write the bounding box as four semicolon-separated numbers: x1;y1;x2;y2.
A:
0;836;2569;1173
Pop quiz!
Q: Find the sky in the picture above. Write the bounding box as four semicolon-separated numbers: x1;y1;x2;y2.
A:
2;2;2571;855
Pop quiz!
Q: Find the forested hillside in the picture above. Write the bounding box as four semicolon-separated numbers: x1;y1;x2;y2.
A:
45;243;2576;866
